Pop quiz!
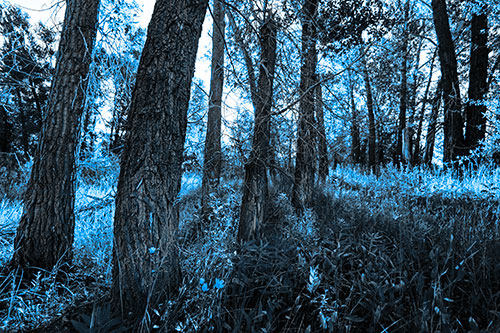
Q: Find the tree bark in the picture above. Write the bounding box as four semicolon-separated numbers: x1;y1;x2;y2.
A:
431;0;465;164
348;69;362;164
315;76;328;182
361;46;377;173
111;0;208;324
465;10;488;154
423;80;442;165
293;0;319;210
201;0;225;223
413;49;437;165
396;0;409;166
0;105;12;153
11;0;100;271
238;14;277;242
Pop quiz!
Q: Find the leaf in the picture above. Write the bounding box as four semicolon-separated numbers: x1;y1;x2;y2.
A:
345;315;364;323
71;320;90;333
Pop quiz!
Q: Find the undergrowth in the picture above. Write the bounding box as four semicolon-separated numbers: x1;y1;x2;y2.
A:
0;160;499;331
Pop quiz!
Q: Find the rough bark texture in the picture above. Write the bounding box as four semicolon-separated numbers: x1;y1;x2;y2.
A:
238;16;277;242
413;50;437;164
361;48;377;173
396;0;409;166
315;77;328;182
424;80;442;165
293;0;319;209
432;0;465;163
348;69;362;164
465;11;488;153
11;0;99;271
0;105;12;153
201;0;225;223
111;0;208;323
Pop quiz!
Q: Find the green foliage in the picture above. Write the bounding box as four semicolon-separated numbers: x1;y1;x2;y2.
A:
1;162;499;331
71;304;127;333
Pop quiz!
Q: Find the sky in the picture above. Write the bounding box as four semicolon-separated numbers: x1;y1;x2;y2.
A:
6;0;244;143
6;0;211;88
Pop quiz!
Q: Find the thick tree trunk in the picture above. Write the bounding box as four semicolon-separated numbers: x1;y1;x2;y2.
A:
315;77;328;182
238;15;277;242
11;0;99;271
396;0;410;166
432;0;465;164
361;47;377;173
348;69;362;164
201;0;225;223
293;0;319;209
111;0;208;323
423;80;442;165
465;11;488;154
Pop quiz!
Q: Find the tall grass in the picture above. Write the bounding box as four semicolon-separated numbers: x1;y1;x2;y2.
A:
0;160;499;331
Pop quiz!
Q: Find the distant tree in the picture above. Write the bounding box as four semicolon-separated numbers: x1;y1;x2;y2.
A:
361;45;377;173
293;0;320;209
230;7;277;241
0;5;56;158
0;105;12;153
395;0;410;166
413;49;438;165
201;0;225;224
348;68;362;164
432;0;465;164
465;6;489;155
11;0;100;271
111;0;208;324
423;79;442;165
315;76;328;182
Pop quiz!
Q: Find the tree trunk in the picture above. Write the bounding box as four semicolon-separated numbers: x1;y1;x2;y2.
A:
111;0;208;324
11;0;100;271
423;80;442;165
0;105;12;153
432;0;465;164
396;0;409;166
201;0;225;223
348;69;362;164
315;76;328;182
465;10;488;154
293;0;319;210
238;14;277;242
80;106;96;158
15;90;29;156
361;47;377;173
413;49;437;165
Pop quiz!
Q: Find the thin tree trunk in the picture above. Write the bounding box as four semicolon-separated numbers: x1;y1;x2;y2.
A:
465;10;488;154
15;90;29;156
315;76;328;182
424;80;442;165
396;0;410;166
293;0;319;210
111;0;208;324
11;0;100;271
348;69;362;164
201;0;225;223
432;0;465;164
413;49;437;164
0;105;12;153
238;14;277;242
361;46;377;173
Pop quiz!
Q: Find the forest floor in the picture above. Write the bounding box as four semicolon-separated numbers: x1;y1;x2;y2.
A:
0;156;499;332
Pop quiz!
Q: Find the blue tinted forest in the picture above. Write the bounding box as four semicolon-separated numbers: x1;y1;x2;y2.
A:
0;0;499;331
